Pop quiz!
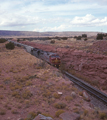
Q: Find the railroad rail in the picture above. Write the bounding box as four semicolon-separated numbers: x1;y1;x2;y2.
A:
64;71;107;105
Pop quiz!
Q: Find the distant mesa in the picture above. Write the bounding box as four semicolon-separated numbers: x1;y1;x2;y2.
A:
0;30;98;38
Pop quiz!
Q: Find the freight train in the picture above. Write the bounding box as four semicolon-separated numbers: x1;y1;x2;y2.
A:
7;40;61;67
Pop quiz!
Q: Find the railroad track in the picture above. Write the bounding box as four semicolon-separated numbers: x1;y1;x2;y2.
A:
64;71;107;105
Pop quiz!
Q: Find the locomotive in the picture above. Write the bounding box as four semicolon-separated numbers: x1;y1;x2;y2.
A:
31;48;60;67
7;40;61;67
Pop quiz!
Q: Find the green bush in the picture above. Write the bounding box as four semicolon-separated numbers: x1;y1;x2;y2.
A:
76;36;82;40
0;38;7;43
96;33;103;40
17;39;20;42
5;42;15;50
50;40;55;44
82;34;87;38
61;37;68;40
0;109;6;115
74;36;77;39
84;38;87;41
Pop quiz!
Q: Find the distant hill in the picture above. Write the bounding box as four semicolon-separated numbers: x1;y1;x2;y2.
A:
0;30;99;38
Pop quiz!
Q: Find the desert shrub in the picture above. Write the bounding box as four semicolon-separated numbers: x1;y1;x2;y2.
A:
12;91;21;98
28;111;37;119
0;38;7;43
61;37;68;40
76;36;82;40
0;84;4;88
5;42;15;50
17;39;20;42
38;61;46;68
79;91;83;96
42;113;53;118
90;80;99;87
54;102;66;109
65;96;73;102
42;91;51;97
101;86;107;90
83;109;88;116
73;107;80;114
99;112;107;119
82;34;87;38
10;84;22;91
50;40;55;44
53;93;61;99
11;109;18;114
74;36;77;39
96;33;103;40
6;106;11;110
22;90;33;99
24;111;41;120
55;110;65;117
84;38;87;41
59;62;66;72
0;109;6;115
23;38;26;41
26;81;32;86
0;95;4;99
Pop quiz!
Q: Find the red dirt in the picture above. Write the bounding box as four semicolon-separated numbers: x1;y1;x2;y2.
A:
1;40;107;120
19;40;107;94
0;42;96;120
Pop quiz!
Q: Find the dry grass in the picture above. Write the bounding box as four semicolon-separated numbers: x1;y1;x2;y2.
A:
22;89;33;99
12;91;21;99
99;111;107;119
0;41;106;120
25;80;32;86
0;109;6;115
53;93;61;99
55;110;65;117
65;96;73;102
0;95;4;99
11;109;18;114
54;102;66;109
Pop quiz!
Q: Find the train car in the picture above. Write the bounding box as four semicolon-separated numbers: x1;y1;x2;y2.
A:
31;47;61;67
41;51;60;67
31;48;61;67
7;40;61;67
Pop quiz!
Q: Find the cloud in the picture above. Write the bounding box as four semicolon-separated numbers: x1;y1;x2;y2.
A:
70;14;107;27
33;14;107;32
0;0;107;32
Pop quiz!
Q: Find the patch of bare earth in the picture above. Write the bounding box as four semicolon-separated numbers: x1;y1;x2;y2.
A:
1;42;107;120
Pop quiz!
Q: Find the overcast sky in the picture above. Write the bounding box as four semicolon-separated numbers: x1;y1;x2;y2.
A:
0;0;107;32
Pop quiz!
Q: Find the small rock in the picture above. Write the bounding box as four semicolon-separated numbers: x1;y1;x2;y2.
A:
33;114;53;120
7;117;11;120
103;69;107;74
58;92;62;95
99;73;107;79
83;90;90;101
59;112;80;120
71;92;76;98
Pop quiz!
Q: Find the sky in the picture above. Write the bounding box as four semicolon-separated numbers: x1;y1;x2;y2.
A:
0;0;107;32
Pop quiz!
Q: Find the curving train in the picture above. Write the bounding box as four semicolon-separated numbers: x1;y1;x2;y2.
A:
7;40;61;67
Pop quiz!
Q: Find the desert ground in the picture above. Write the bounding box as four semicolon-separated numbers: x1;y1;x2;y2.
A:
19;35;107;94
0;35;107;120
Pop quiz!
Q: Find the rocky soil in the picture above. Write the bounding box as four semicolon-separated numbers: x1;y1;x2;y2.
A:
0;42;107;120
19;40;107;94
